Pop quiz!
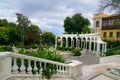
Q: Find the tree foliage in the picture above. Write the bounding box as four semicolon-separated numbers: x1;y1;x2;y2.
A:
82;26;91;33
64;13;90;34
41;32;55;46
98;0;120;13
0;13;42;46
16;13;41;46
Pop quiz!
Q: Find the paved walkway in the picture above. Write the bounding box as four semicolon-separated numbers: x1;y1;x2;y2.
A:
64;50;100;65
78;50;100;65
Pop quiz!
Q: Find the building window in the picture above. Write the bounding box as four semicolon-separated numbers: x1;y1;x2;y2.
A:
116;32;120;38
108;20;114;26
109;32;113;38
103;32;106;37
102;21;108;26
96;21;100;27
115;19;120;25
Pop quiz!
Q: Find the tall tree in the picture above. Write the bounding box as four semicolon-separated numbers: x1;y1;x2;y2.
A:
16;13;31;46
98;0;120;13
64;13;90;34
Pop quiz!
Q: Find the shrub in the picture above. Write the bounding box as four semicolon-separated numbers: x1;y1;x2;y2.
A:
0;45;4;52
30;45;38;49
105;50;114;56
17;49;65;79
71;49;81;56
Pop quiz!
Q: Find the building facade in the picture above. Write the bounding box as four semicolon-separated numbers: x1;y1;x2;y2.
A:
93;13;108;33
93;13;120;41
101;14;120;41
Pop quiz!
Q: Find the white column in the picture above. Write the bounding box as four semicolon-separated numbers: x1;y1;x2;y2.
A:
89;40;91;51
94;41;96;53
102;43;104;56
97;43;100;54
73;39;74;47
66;37;68;47
81;38;82;48
84;40;86;49
105;43;107;52
60;37;63;47
71;38;73;47
76;38;78;48
86;40;87;50
78;40;80;48
55;36;57;48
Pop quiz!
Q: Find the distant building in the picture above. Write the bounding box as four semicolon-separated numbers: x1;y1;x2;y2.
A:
93;13;120;41
93;13;108;33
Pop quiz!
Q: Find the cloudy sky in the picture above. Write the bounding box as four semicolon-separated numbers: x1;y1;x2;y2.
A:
0;0;101;34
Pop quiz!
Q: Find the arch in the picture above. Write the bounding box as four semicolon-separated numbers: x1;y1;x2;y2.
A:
68;37;71;47
96;21;100;27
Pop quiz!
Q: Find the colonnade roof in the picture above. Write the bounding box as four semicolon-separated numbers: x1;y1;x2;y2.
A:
56;33;106;43
56;33;100;38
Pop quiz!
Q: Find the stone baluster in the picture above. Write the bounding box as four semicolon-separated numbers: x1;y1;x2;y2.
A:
27;60;32;74
44;62;46;70
34;61;38;74
12;57;18;74
20;59;26;74
63;66;66;75
60;65;62;75
39;62;42;74
57;65;59;75
61;66;64;75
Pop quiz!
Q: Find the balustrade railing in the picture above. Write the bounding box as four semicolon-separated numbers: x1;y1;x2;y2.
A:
0;52;82;80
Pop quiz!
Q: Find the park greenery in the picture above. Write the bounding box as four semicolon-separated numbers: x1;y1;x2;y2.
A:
0;13;55;48
64;13;90;34
0;11;120;78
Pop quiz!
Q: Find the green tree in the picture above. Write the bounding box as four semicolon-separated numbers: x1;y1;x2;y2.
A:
42;32;55;46
0;19;8;27
82;26;91;33
99;0;120;13
64;13;90;34
0;27;8;45
16;13;31;46
27;24;41;45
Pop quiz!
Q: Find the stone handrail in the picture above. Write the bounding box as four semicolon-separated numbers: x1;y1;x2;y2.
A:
0;52;82;80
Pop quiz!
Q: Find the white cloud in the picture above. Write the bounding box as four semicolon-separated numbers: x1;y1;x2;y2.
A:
0;0;100;34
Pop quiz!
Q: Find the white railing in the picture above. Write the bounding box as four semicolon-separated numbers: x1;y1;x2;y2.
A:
0;52;82;80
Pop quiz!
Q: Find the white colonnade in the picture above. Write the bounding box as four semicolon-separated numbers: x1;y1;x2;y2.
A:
55;33;107;55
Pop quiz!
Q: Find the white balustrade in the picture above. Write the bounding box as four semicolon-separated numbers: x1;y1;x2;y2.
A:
0;52;82;80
